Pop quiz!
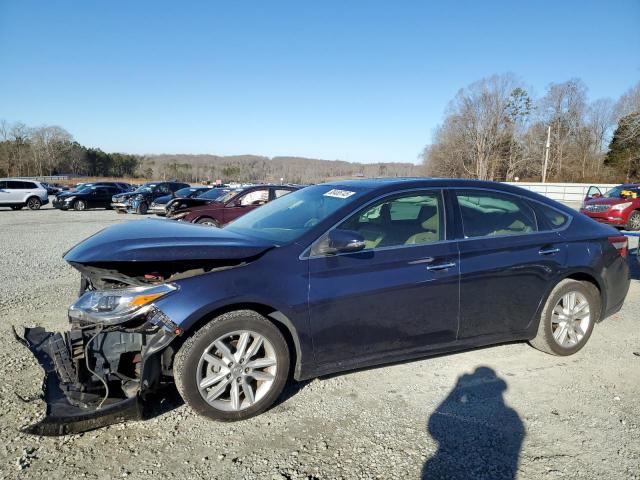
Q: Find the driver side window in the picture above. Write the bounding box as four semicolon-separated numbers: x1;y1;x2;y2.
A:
239;189;269;206
336;191;443;250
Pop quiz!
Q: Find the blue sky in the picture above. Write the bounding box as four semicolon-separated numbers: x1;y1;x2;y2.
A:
1;1;639;164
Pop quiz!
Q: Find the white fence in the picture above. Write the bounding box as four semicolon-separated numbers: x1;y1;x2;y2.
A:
505;182;618;204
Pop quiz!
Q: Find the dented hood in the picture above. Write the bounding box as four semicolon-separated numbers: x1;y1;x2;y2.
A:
64;219;275;264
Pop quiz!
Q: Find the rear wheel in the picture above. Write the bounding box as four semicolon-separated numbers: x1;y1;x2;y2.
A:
10;205;23;211
26;197;41;210
627;211;640;231
174;310;290;421
74;199;86;211
529;279;599;356
196;217;219;227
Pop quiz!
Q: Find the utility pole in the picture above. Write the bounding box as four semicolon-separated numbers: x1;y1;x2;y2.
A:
542;125;551;183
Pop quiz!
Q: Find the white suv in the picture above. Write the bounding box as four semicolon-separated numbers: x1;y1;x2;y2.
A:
0;179;50;210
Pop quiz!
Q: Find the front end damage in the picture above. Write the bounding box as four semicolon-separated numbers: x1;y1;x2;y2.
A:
15;219;275;435
15;305;180;436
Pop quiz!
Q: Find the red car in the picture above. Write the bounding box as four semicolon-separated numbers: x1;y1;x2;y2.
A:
580;184;640;230
170;184;301;226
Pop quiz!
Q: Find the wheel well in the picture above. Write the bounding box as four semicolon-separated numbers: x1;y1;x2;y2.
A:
180;302;301;379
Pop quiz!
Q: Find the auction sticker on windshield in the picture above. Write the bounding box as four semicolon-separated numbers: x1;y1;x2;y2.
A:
323;189;356;199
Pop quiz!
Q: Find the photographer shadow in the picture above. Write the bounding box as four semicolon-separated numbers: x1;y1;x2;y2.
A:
422;366;524;480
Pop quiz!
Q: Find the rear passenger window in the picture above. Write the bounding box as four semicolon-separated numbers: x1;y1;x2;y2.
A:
7;181;22;189
455;190;537;238
535;203;569;230
338;191;443;249
274;189;293;198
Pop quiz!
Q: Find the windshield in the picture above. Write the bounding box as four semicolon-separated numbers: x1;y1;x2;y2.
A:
174;187;196;197
199;188;232;200
134;183;156;193
604;186;640;198
216;189;243;203
225;184;368;243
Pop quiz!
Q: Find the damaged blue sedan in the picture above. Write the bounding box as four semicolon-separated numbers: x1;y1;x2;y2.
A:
17;178;630;434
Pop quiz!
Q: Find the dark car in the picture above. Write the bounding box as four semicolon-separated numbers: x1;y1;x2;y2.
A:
164;187;233;217
149;186;212;216
17;178;630;434
52;184;127;211
41;182;62;195
170;184;300;226
580;184;640;230
111;181;190;214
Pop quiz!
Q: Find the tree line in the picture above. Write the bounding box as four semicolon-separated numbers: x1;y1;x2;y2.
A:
422;76;640;183
0;122;141;178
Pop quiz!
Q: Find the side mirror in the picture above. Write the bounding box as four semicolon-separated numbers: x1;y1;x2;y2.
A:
325;230;366;255
592;193;602;198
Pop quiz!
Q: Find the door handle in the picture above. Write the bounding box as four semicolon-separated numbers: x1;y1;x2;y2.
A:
539;247;560;255
426;262;456;271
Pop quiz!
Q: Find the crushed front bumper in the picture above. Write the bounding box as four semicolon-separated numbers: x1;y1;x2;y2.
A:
14;311;179;435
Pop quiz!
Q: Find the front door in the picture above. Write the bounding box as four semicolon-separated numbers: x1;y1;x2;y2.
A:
453;189;568;339
307;190;460;368
223;188;269;224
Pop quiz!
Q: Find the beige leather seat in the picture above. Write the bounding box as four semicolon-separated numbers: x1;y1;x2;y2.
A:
405;205;439;245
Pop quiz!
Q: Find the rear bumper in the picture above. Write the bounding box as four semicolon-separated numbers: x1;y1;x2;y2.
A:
41;198;50;206
149;205;167;215
111;202;128;211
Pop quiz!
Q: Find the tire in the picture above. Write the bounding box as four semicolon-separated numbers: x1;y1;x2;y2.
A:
137;202;148;215
26;197;41;210
174;310;290;422
10;205;23;211
529;279;600;356
627;211;640;231
74;199;86;211
196;217;220;227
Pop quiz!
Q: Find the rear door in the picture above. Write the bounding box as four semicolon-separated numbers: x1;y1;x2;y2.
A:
453;188;567;339
6;180;24;202
0;181;9;204
307;189;460;367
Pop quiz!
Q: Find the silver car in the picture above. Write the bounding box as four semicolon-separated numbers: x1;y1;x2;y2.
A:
0;178;49;210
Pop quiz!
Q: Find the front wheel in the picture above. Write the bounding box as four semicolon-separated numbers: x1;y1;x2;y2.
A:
26;197;42;210
529;279;600;356
174;310;290;421
627;211;640;231
196;217;219;227
74;199;86;211
137;202;148;215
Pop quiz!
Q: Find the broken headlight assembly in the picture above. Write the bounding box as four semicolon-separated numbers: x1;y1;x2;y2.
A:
68;283;178;325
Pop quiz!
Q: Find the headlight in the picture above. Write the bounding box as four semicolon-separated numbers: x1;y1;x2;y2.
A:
611;202;632;211
64;196;76;202
68;284;177;325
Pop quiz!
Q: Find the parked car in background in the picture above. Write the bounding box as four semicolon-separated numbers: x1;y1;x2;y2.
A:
149;186;212;216
112;181;190;214
41;182;62;195
164;186;232;217
19;178;630;434
0;179;49;210
52;184;127;211
170;184;300;226
580;184;640;230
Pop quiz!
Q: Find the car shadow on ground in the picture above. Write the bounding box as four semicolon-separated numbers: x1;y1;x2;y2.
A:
421;366;524;480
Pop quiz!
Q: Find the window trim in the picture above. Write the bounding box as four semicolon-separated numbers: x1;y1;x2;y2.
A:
302;187;448;259
450;187;573;240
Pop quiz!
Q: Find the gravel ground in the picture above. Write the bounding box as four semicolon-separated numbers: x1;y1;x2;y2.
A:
0;204;639;480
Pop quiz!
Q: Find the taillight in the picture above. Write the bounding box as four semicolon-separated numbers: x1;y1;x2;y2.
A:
608;236;628;258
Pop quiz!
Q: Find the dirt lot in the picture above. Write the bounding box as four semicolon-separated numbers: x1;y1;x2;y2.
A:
0;205;639;480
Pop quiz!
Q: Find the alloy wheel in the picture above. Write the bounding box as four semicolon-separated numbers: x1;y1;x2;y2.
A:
551;291;591;348
75;200;86;211
27;198;41;210
196;330;277;412
629;212;640;230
